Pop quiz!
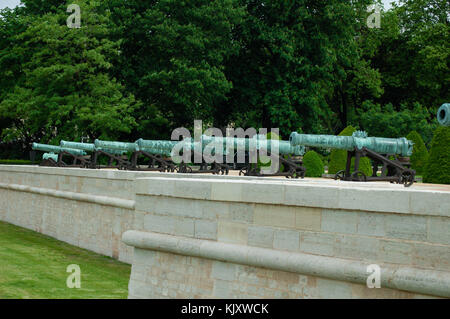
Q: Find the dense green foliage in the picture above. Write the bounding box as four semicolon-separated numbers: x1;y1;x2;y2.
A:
423;127;450;184
0;221;130;298
216;0;375;136
303;151;324;177
327;126;373;177
350;0;448;145
106;0;245;138
0;1;139;148
0;0;448;171
358;102;438;146
406;131;429;175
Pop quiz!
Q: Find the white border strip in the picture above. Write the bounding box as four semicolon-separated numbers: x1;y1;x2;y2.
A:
123;230;450;298
0;182;135;210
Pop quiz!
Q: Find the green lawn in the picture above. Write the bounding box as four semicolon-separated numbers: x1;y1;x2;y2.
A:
0;221;131;299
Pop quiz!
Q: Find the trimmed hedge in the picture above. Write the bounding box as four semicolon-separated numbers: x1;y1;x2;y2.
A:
423;127;450;184
328;126;356;175
0;159;32;165
303;150;324;177
327;126;372;177
350;157;373;177
406;131;429;175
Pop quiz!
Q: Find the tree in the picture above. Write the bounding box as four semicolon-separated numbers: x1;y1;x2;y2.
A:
0;1;140;148
367;0;449;111
20;0;66;15
303;151;324;178
106;0;245;138
358;101;438;146
217;0;375;137
0;8;28;158
423;127;450;184
406;131;429;175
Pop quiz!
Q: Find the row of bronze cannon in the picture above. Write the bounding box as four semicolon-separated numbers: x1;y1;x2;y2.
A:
32;131;416;186
32;137;307;178
31;104;450;187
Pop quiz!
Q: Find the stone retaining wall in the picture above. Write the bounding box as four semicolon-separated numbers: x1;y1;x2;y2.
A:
0;165;449;298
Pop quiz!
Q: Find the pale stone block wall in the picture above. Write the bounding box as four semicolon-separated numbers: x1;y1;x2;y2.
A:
132;177;450;273
129;248;434;299
1;165;449;298
127;176;450;298
123;231;448;299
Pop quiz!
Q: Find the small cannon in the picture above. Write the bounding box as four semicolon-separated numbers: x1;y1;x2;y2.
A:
91;140;134;169
32;143;89;167
289;131;416;186
60;141;128;169
437;103;450;126
133;139;178;172
93;139;183;172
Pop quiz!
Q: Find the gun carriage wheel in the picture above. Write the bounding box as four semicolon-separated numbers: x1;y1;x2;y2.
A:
351;171;367;182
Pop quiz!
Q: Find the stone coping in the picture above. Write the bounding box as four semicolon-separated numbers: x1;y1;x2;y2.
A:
122;230;450;298
1;165;450;191
135;177;450;217
0;182;135;210
1;165;449;216
0;165;138;180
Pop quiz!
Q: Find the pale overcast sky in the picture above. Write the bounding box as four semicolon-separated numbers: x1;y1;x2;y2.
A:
1;0;397;10
0;0;21;10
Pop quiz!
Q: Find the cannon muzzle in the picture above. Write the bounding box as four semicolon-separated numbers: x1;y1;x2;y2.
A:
437;104;450;126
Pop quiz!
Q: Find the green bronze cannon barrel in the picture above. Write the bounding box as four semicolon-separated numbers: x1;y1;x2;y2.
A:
94;140;139;152
61;140;126;155
136;135;305;158
198;136;250;151
437;103;450;126
60;141;95;152
256;138;305;156
289;131;413;157
176;139;228;156
137;138;229;156
32;143;87;156
182;137;229;155
189;135;305;156
136;139;177;156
